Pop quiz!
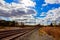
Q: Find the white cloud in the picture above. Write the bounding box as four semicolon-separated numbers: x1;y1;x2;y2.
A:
11;14;37;25
0;0;36;17
44;0;60;4
42;0;60;6
11;7;60;25
42;3;48;6
45;7;60;20
33;7;60;25
40;7;60;25
41;0;60;25
20;0;36;7
40;12;46;16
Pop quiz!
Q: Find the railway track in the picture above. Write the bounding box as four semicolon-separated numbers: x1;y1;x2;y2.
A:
0;27;38;40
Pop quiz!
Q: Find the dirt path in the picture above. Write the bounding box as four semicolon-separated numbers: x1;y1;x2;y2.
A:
28;28;54;40
20;27;54;40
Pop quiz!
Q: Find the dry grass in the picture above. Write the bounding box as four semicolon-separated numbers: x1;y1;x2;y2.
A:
39;27;60;40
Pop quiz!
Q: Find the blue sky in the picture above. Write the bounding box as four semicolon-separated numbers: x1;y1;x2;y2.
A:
4;0;19;3
34;0;60;18
0;0;60;25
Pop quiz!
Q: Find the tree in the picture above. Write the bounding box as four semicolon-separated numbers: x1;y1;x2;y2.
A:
50;23;53;27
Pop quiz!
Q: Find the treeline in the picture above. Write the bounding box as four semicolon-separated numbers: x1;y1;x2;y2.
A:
0;20;19;27
0;20;42;27
0;20;60;27
45;23;60;27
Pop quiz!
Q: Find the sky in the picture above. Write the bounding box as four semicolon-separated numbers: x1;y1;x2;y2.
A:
0;0;60;25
